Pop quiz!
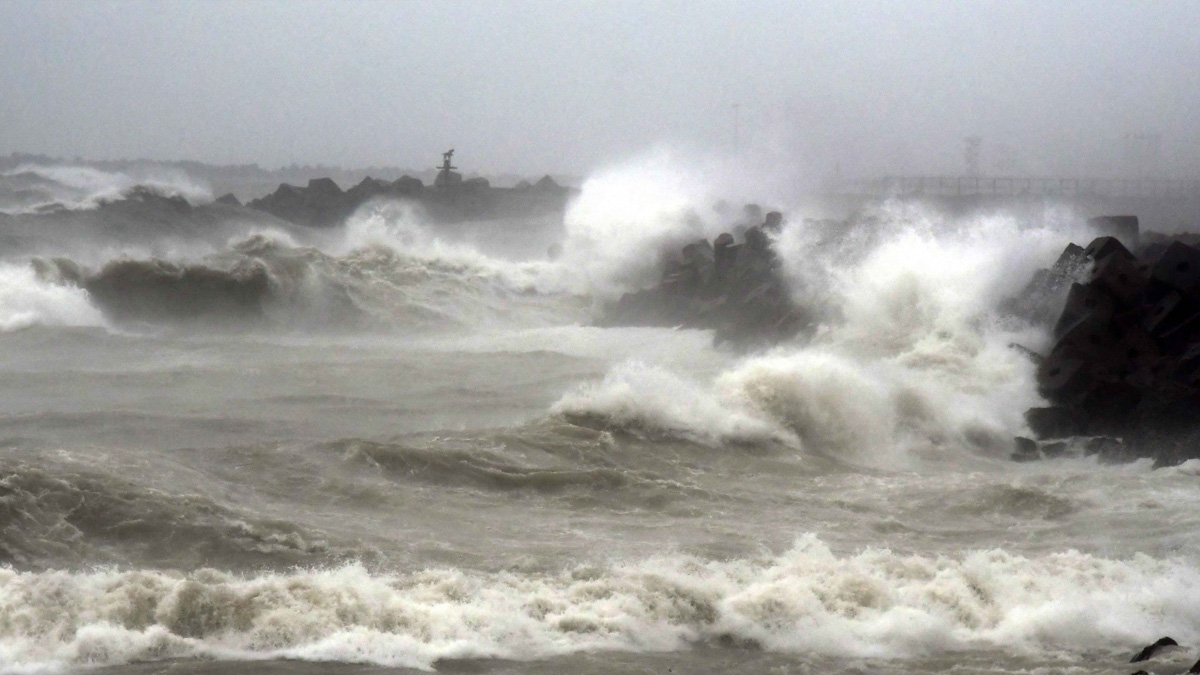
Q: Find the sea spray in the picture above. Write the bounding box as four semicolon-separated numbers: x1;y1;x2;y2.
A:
551;177;1097;464
551;148;806;299
335;201;558;295
0;263;105;332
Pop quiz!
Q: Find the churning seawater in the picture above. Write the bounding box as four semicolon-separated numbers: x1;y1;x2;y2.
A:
2;161;1200;675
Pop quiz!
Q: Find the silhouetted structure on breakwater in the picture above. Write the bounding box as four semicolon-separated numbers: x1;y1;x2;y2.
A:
245;151;574;227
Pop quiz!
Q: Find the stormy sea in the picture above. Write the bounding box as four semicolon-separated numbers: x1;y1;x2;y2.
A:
3;161;1200;675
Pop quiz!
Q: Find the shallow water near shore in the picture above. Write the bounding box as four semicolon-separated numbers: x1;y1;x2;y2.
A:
2;167;1199;675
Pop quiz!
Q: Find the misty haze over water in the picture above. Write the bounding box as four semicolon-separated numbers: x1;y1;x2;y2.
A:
2;2;1200;674
4;1;1199;181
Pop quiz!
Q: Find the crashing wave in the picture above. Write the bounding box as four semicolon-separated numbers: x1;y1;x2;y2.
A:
552;199;1089;466
21;231;585;332
0;165;212;214
552;361;794;447
0;262;106;332
1;536;1197;671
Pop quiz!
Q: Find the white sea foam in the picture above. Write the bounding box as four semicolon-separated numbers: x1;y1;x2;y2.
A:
2;537;1197;672
0;263;105;332
335;201;558;295
552;360;794;446
548;159;1089;465
554;150;717;298
1174;459;1200;476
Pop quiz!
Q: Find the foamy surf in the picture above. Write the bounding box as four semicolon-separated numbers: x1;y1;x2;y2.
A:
552;360;795;447
9;229;587;333
2;537;1197;672
0;263;106;332
554;202;1086;465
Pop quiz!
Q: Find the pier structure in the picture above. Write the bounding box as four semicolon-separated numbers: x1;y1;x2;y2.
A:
841;175;1200;200
434;149;463;188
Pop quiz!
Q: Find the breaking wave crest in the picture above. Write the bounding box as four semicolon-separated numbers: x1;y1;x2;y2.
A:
25;231;585;332
552;202;1085;465
337;202;559;293
0;263;106;332
0;165;212;214
552;361;794;447
2;536;1198;672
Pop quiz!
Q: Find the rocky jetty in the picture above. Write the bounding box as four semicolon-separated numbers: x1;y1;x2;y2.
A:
247;176;424;228
245;151;574;227
1007;216;1200;466
598;210;813;347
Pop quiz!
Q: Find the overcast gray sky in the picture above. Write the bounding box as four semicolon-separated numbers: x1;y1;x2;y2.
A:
2;0;1197;179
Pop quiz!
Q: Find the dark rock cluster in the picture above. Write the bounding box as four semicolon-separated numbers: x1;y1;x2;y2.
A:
108;185;195;213
598;210;813;347
244;173;572;228
1125;635;1200;674
246;176;426;228
1008;216;1200;466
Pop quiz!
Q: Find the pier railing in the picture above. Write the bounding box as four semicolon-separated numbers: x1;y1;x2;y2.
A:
841;176;1200;199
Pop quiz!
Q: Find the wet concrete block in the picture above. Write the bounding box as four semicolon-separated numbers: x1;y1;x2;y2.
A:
1089;253;1146;305
1080;381;1143;430
1142;290;1191;336
1083;236;1135;264
1084;436;1127;463
1086;215;1139;248
1111;319;1161;373
1037;354;1094;402
1149;241;1200;294
1024;406;1084;439
1052;313;1125;365
1171;341;1200;388
1053;282;1114;338
1158;312;1200;353
1051;243;1088;277
1131;636;1178;663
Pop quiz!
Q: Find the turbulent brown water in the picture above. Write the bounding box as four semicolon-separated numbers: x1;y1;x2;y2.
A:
3;163;1200;675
